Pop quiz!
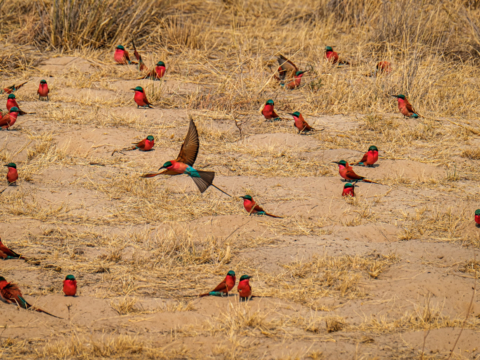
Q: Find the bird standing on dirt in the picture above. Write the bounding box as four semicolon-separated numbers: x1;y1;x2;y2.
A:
0;238;27;260
114;45;133;65
0;276;61;318
113;135;155;155
142;119;230;196
142;61;167;80
332;160;377;183
199;271;236;297
285;71;307;90
63;275;77;296
0;107;19;130
342;183;355;197
324;46;349;65
240;195;282;218
37;80;49;101
351;146;379;167
4;163;18;185
237;275;252;300
261;99;280;121
6;94;27;115
391;95;419;118
131;86;153;108
1;81;28;95
289;111;313;134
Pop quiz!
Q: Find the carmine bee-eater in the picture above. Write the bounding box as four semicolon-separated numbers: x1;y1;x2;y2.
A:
0;238;27;260
114;45;133;65
351;146;379;167
240;195;283;218
332;160;378;183
37;80;49;100
63;275;77;296
274;54;298;86
112;135;155;155
132;40;148;71
0;276;61;318
1;81;28;95
391;94;419;118
285;71;307;90
6;94;27;115
131;86;153;108
142;61;166;80
199;270;236;297
475;210;480;228
0;108;19;130
261;99;280;121
237;275;252;300
142;118;231;196
4;163;18;185
365;61;392;77
324;46;349;65
342;183;355;197
289;111;313;134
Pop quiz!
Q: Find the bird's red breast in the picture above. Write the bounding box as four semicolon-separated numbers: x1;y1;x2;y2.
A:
6;99;18;111
63;280;77;296
262;104;278;119
238;279;251;298
377;61;392;74
38;84;49;97
0;112;18;129
342;187;355;197
243;198;256;213
114;49;128;64
144;139;154;151
134;91;151;106
475;215;480;225
155;66;166;78
325;50;339;64
366;150;378;165
7;167;18;183
225;275;236;291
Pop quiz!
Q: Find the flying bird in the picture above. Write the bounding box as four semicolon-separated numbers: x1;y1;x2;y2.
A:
237;275;252;300
332;160;378;183
342;183;355;197
289;111;314;134
141;118;231;196
261;99;281;121
351;146;379;167
1;81;28;95
240;195;282;218
37;80;49;100
391;94;419;118
63;275;77;296
0;107;20;130
0;238;27;260
112;135;155;155
199;271;236;297
131;86;153;108
6;94;27;115
0;276;62;318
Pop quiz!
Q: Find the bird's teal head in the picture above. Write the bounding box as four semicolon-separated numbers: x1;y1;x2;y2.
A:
4;163;16;168
332;160;347;166
8;94;15;99
227;270;235;277
9;107;19;113
368;145;378;151
146;135;154;141
325;46;333;52
65;275;76;280
240;275;251;281
391;94;406;99
344;183;354;188
266;99;274;105
40;79;47;84
290;111;301;117
476;210;480;216
240;195;253;201
116;45;125;50
131;86;144;92
159;161;173;170
157;61;165;66
296;71;306;76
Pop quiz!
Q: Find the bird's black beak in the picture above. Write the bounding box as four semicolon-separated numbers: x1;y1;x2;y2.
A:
332;161;339;164
158;166;165;170
3;165;8;167
239;196;245;199
390;95;398;98
130;88;136;91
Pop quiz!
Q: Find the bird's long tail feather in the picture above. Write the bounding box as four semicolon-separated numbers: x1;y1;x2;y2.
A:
141;172;162;178
360;179;378;184
211;184;232;197
265;212;283;218
17;297;63;318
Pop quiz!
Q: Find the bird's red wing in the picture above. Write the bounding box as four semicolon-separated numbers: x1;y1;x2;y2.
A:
136;139;146;150
0;115;10;127
142;93;152;105
0;250;7;259
125;51;131;62
359;153;368;163
253;204;265;213
346;169;364;180
277;54;298;75
299;114;311;130
406;101;416;114
2;283;22;301
211;281;228;292
176;118;200;167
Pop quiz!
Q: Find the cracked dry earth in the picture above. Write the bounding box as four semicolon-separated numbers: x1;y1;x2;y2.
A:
1;56;479;359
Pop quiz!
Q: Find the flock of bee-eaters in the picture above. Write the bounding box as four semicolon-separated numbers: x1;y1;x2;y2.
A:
0;43;451;318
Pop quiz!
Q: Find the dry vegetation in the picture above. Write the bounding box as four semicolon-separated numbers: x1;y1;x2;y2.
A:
1;0;480;359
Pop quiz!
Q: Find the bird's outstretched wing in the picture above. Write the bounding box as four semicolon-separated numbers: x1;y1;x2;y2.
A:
277;54;298;80
176;117;200;166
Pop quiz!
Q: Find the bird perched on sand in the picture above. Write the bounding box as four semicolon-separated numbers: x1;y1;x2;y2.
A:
240;195;282;218
0;238;27;260
0;108;20;130
351;146;379;167
199;271;236;297
324;46;349;65
274;54;298;86
112;135;155;155
0;276;61;318
114;45;134;65
142;118;231;196
332;160;377;183
4;163;18;185
237;275;252;300
131;86;153;109
63;275;77;296
141;61;167;80
475;210;480;228
391;94;418;118
1;81;28;95
6;94;27;115
342;183;355;197
261;99;280;121
132;40;148;71
37;80;49;101
289;111;313;134
285;71;307;90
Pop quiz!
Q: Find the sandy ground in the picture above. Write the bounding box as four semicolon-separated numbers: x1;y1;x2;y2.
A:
0;56;479;359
